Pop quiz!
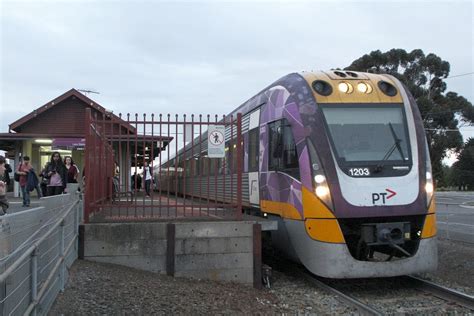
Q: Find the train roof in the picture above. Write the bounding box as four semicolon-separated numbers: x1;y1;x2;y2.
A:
164;69;404;165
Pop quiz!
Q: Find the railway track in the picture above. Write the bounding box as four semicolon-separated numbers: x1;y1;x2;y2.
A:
404;276;474;310
297;268;474;315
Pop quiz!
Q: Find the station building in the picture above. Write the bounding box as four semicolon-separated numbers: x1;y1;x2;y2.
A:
0;88;171;196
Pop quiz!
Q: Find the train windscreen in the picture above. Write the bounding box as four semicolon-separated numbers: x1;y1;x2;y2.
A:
320;104;411;164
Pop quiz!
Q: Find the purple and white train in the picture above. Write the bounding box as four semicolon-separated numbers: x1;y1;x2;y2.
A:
160;70;437;278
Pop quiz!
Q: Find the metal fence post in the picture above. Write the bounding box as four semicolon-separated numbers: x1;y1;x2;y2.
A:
60;220;65;292
84;108;92;223
74;202;79;254
31;248;38;316
236;113;243;220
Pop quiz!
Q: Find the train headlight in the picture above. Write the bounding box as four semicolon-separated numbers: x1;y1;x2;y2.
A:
425;171;434;194
425;182;434;194
424;138;434;207
316;186;330;198
338;82;353;94
357;82;373;94
314;175;326;184
308;140;334;210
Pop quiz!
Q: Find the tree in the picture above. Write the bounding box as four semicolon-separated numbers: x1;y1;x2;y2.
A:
346;49;474;182
452;138;474;190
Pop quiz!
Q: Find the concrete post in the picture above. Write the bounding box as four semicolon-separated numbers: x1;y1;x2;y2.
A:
166;223;175;276
253;223;262;289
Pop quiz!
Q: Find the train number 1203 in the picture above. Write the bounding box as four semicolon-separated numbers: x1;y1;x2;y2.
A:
348;168;370;176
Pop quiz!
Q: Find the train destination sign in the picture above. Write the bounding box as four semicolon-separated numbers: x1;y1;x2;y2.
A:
207;125;225;158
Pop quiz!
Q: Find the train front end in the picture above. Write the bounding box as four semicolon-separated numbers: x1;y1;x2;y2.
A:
293;70;437;278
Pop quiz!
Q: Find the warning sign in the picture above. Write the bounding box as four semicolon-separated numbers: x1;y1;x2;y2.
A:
208;125;225;158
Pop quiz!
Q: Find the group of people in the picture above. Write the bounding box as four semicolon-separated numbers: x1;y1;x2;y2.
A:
131;160;153;197
0;155;9;215
0;152;81;213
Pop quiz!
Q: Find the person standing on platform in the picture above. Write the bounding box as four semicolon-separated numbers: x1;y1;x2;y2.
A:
39;163;49;197
45;152;67;196
16;156;32;207
4;162;12;188
27;166;41;199
64;156;79;184
0;155;9;215
143;161;152;197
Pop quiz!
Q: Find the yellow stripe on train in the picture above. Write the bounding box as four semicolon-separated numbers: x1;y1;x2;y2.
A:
421;213;437;239
260;200;302;220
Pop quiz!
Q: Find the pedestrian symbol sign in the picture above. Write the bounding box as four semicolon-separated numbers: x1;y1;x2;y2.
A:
208;125;225;158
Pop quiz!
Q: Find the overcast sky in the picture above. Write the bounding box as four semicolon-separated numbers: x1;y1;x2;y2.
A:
1;0;473;145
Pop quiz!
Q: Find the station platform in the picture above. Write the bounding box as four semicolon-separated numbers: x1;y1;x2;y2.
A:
88;192;277;231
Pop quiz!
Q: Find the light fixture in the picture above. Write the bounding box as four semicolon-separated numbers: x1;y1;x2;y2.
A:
312;80;333;96
35;139;52;144
316;186;330;198
338;82;353;94
378;80;398;96
314;175;326;184
425;182;433;194
357;82;373;94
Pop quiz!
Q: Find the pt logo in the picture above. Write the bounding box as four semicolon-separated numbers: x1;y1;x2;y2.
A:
372;189;397;204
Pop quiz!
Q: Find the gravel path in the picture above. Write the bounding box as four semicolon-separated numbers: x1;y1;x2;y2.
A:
50;237;473;315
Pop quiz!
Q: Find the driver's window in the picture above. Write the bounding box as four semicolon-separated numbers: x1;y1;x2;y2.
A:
268;119;300;179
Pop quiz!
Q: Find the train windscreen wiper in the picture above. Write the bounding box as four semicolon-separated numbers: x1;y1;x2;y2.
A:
374;122;406;173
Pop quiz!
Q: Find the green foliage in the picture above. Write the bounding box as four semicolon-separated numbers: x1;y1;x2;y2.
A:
452;138;474;190
346;49;473;183
436;164;452;188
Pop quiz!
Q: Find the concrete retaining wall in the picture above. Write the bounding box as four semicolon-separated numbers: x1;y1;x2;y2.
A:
82;221;263;285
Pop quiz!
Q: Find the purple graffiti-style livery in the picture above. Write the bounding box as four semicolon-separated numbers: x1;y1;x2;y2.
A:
229;72;428;219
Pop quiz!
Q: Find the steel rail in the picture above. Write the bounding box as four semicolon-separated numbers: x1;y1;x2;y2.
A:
296;268;383;316
406;276;474;310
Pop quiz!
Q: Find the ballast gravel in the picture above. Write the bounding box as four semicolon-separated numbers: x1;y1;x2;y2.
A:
49;260;354;315
50;237;473;315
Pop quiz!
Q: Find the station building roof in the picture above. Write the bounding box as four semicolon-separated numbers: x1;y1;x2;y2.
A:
0;89;172;159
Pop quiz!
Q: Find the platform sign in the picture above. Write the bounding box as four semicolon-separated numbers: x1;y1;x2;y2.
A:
208;125;225;158
52;138;85;150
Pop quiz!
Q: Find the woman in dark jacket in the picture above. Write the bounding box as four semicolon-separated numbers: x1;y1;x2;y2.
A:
45;152;68;196
64;156;79;183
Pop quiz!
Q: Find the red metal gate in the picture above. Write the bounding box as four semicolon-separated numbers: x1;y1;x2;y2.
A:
84;108;242;223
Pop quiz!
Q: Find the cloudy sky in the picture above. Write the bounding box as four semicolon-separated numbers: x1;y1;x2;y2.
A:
1;0;473;145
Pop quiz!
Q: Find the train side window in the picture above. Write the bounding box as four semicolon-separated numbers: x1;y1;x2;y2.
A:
202;156;209;176
194;157;199;176
225;142;232;174
232;140;237;172
268;119;300;179
185;159;190;177
248;128;259;172
209;157;216;175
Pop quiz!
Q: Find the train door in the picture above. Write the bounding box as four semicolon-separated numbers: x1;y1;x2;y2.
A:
248;109;260;206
